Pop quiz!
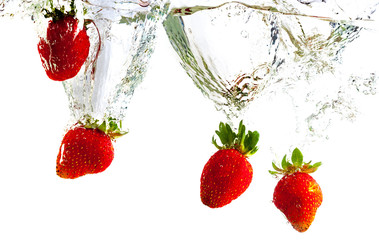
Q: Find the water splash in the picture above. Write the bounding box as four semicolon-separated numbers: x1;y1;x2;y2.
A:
164;0;379;146
164;2;280;124
350;73;377;95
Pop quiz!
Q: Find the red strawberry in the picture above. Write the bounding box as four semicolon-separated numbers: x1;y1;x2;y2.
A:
200;121;259;208
37;1;90;81
56;117;126;179
270;148;323;232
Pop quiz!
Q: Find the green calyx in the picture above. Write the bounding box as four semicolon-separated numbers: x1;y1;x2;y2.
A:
269;148;322;176
43;0;77;21
79;116;127;140
212;120;259;157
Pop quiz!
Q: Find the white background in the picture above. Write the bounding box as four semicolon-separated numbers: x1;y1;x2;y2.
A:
1;15;379;240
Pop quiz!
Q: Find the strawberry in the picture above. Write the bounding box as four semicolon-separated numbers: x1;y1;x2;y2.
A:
269;148;323;232
56;117;126;179
200;121;259;208
37;0;90;81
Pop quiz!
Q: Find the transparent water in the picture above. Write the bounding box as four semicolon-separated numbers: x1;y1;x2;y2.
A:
2;0;168;128
164;3;279;120
163;0;379;144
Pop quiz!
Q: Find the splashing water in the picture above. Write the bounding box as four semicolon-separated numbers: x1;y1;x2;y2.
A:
164;2;280;122
269;0;379;145
61;0;168;124
164;0;379;147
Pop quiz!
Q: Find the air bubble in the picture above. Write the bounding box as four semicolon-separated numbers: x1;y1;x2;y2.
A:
240;30;248;38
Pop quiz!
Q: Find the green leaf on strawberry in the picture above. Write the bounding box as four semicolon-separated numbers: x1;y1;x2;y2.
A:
269;148;322;176
212;120;259;157
79;115;127;140
281;154;289;170
43;0;77;21
291;148;303;167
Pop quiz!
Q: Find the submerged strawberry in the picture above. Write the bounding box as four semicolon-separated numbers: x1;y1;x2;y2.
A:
270;148;323;232
56;117;126;179
200;121;259;208
37;0;90;81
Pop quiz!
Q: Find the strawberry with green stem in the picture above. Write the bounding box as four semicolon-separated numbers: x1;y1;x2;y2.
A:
37;0;91;81
270;148;323;232
56;117;127;179
200;121;259;208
